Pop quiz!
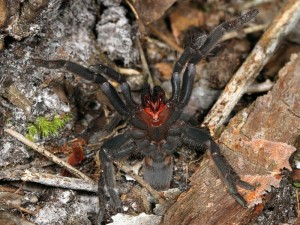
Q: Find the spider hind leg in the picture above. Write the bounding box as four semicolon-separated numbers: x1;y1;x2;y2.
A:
181;126;255;207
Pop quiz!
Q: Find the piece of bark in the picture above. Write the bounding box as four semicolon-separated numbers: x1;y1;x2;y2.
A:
162;54;300;224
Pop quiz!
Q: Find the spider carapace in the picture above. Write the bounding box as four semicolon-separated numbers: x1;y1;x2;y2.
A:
32;8;259;223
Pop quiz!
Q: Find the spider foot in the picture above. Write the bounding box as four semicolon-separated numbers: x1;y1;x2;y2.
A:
224;173;255;208
110;195;123;213
230;192;248;208
97;189;122;224
237;179;255;191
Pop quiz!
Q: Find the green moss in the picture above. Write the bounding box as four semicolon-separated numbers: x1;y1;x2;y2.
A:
26;114;72;141
293;182;300;188
26;123;39;141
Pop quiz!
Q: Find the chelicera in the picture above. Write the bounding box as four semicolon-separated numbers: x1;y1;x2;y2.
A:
32;9;258;223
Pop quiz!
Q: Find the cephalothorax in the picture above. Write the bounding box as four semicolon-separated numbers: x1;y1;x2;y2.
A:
33;9;258;223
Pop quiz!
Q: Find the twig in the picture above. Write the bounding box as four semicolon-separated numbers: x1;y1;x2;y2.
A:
222;24;267;41
148;25;184;53
4;128;95;183
124;0;154;87
136;37;155;87
0;170;97;192
118;67;141;76
246;79;274;93
0;186;24;194
296;189;300;215
116;162;166;204
124;0;140;20
203;0;300;133
242;0;274;10
0;198;36;215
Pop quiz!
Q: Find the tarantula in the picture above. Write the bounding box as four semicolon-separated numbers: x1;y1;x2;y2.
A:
32;9;258;223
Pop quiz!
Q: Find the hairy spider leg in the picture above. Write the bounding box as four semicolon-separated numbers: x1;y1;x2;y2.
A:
173;9;259;72
167;9;258;126
32;59;132;117
190;8;259;64
166;64;196;128
90;64;138;108
169;8;258;105
98;133;136;222
180;126;254;207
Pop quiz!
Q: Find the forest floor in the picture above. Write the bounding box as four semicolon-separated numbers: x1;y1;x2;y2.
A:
0;0;300;224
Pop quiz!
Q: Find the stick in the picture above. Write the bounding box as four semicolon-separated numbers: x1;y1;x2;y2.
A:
118;67;141;76
0;200;36;215
246;79;274;93
136;37;155;87
4;128;95;183
0;170;97;192
148;25;184;53
222;24;267;41
203;0;300;133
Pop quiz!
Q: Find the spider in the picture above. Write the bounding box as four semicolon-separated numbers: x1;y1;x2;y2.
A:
32;8;258;223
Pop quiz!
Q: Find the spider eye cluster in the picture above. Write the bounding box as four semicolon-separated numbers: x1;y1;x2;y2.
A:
141;85;166;121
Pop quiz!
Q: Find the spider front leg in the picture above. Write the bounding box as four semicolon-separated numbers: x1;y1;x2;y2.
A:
181;126;254;207
32;59;132;118
98;134;136;223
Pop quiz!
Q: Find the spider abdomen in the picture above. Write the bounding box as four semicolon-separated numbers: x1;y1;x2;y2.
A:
143;154;173;190
137;134;180;190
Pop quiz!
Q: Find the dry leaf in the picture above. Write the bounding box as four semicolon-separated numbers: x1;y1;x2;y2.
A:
132;0;177;25
169;4;204;43
3;85;32;117
155;62;173;80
